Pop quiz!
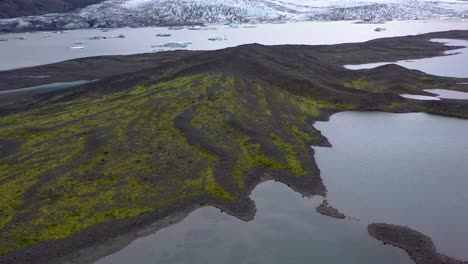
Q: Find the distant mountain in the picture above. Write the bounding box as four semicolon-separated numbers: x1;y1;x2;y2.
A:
0;0;104;19
0;0;467;32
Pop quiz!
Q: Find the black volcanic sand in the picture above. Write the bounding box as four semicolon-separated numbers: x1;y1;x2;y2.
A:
316;200;346;219
368;224;468;264
0;30;468;264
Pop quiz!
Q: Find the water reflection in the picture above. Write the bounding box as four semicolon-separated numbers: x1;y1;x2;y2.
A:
95;181;411;264
314;112;468;260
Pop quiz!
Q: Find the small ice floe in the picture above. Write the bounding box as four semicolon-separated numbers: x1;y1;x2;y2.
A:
156;33;172;37
188;26;216;31
89;36;105;40
73;41;87;45
225;24;239;29
54;31;64;34
154;41;192;48
14;37;27;40
0;38;8;42
208;35;227;41
168;26;184;30
242;25;257;28
69;46;85;49
42;34;52;38
114;34;126;38
101;28;112;32
374;27;387;32
355;18;386;24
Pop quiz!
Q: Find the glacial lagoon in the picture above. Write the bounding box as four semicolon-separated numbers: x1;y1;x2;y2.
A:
1;20;467;71
95;181;412;264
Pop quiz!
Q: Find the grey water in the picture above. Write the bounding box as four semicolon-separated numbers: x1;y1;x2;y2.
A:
95;181;412;264
425;88;468;99
345;39;468;78
314;112;468;260
1;20;467;71
0;80;94;96
399;94;440;100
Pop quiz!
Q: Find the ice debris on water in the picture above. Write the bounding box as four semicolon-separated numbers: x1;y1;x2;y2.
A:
208;35;227;41
154;41;192;48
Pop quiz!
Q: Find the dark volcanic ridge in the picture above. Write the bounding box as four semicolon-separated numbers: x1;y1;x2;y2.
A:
316;200;346;219
368;223;468;264
0;30;468;264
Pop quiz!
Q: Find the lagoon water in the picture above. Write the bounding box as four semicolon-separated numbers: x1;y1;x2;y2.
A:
314;112;468;260
425;88;468;99
345;39;468;78
1;20;468;71
0;80;94;95
96;181;412;264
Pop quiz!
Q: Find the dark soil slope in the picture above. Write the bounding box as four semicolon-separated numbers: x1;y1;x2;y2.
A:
0;0;103;19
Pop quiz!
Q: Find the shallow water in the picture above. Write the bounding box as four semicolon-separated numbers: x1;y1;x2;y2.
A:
345;39;468;78
1;20;468;71
95;181;412;264
425;88;468;99
399;94;440;100
314;112;468;260
0;80;94;95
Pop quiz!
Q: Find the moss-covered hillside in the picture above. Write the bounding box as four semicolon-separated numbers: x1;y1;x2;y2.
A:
1;30;468;263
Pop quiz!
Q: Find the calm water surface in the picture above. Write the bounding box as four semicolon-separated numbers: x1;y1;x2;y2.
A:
425;88;468;99
95;181;412;264
314;112;468;260
345;39;468;78
0;80;94;95
1;20;467;70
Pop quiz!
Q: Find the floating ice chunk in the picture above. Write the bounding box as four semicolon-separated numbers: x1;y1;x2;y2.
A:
168;26;184;30
89;36;104;40
0;38;8;42
188;26;216;31
208;35;227;41
156;33;172;37
114;34;126;38
69;46;85;49
155;41;192;48
225;24;239;29
374;27;386;32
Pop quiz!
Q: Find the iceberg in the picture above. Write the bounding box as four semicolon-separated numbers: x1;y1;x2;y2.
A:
208;35;227;41
155;41;192;48
168;26;184;30
225;24;239;29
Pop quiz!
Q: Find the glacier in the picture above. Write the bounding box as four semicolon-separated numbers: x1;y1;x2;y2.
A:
0;0;467;32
